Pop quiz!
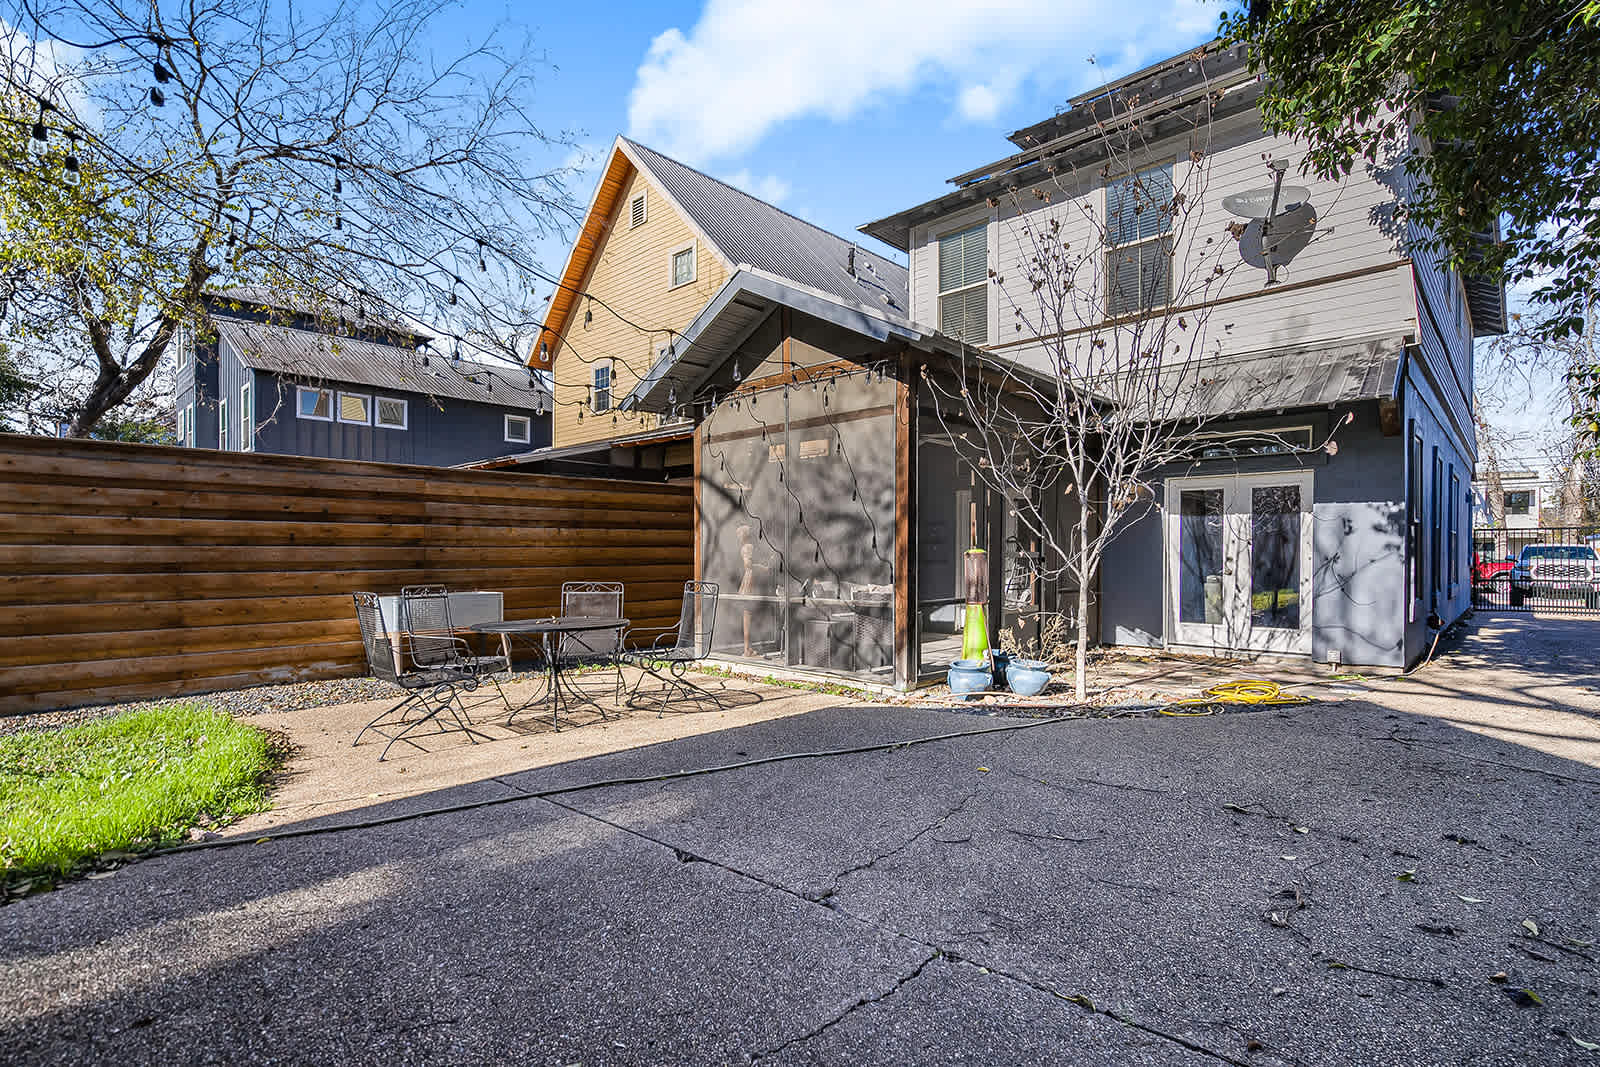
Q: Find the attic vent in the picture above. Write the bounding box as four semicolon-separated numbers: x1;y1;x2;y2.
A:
630;192;647;228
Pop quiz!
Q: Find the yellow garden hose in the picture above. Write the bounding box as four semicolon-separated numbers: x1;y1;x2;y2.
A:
1158;679;1313;716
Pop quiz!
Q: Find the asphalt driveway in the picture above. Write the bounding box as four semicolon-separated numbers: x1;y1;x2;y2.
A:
4;620;1599;1065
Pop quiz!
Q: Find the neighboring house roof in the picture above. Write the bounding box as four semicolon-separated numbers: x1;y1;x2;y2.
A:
619;266;982;416
459;422;691;470
214;317;548;410
205;286;431;344
1144;335;1407;422
535;136;908;368
619;138;908;313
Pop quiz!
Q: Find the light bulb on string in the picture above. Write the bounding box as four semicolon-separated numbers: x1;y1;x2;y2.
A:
477;239;486;272
732;361;741;383
149;86;165;108
449;275;459;306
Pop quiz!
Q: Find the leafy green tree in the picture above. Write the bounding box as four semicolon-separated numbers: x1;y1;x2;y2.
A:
1;0;576;437
1222;1;1600;446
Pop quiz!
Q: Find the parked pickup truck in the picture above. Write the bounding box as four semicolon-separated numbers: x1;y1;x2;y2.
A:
1471;552;1516;585
1509;544;1600;608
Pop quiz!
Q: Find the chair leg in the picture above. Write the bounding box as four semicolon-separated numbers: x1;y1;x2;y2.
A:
354;691;422;748
374;682;496;761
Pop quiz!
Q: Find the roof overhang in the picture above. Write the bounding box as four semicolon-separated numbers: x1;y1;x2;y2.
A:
859;46;1259;252
618;267;980;415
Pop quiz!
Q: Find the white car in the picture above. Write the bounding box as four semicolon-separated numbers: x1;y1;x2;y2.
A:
1509;544;1600;608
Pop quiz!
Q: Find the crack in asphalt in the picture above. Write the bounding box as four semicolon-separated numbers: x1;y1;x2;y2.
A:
808;788;981;905
748;950;943;1062
540;793;1251;1066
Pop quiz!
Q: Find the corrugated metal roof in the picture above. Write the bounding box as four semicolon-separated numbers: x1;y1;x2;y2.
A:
621;138;910;316
215;317;547;410
1151;336;1406;421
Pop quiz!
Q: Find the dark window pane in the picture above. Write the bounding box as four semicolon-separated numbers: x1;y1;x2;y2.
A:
1250;485;1301;629
1179;489;1224;624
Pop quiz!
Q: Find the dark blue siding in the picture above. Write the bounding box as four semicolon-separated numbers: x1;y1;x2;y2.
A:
249;371;550;467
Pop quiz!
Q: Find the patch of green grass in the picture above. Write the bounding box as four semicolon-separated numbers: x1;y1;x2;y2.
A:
0;704;278;892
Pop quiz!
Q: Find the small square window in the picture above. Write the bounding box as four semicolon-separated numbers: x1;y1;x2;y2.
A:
630;192;647;228
504;414;531;444
376;397;408;429
297;387;332;421
337;392;372;425
1503;490;1532;515
670;244;696;289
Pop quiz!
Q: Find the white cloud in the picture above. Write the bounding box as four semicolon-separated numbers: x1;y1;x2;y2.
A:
718;169;791;205
956;84;1004;123
627;0;1213;163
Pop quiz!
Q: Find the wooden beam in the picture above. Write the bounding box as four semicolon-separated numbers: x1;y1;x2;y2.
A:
693;419;704;584
894;347;917;690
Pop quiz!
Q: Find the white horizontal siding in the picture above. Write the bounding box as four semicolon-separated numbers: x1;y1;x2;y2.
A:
916;107;1428;376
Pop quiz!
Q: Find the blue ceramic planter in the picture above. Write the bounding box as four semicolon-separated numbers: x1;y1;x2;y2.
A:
947;658;992;698
989;651;1011;688
1007;658;1052;698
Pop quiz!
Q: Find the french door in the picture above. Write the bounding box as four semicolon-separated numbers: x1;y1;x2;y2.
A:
1165;472;1313;655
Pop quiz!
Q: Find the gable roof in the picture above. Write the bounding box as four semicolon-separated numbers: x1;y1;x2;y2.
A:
534;136;908;368
215;316;547;410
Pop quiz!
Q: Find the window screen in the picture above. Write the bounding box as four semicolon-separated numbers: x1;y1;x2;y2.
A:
937;223;987;344
1106;164;1174;316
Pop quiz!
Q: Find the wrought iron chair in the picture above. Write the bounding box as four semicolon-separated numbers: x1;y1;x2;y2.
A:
350;591;494;761
400;585;513;713
623;581;726;715
556;580;626;702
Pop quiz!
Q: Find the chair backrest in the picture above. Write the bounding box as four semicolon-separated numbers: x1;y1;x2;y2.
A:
558;580;624;659
400;584;463;669
352;591;401;685
673;581;718;659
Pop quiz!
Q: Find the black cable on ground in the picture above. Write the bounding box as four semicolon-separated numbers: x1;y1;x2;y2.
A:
145;711;1094;859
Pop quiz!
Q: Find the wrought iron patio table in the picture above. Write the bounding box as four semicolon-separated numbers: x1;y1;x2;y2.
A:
468;616;629;729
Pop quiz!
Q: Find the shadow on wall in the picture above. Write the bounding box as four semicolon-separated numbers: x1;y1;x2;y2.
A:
1312;500;1407;665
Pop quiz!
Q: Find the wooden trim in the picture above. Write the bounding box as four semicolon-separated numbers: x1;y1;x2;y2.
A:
894;348;916;690
986;258;1413;353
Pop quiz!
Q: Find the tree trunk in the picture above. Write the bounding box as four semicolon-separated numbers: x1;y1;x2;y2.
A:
1075;578;1090;702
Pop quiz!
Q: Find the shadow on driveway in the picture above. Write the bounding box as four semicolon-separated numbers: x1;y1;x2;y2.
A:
3;698;1598;1065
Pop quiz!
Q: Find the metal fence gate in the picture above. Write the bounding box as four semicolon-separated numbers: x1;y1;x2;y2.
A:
1471;525;1600;614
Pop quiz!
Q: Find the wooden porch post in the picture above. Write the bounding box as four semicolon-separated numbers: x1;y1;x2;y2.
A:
894;347;917;690
692;420;703;584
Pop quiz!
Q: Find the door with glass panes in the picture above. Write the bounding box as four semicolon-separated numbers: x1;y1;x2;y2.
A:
1165;473;1312;655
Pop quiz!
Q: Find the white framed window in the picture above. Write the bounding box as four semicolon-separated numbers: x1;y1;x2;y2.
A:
592;361;612;412
297;386;333;421
239;380;254;451
336;391;372;425
504;413;531;444
629;191;647;228
669;241;697;289
1106;163;1175;317
183;403;195;447
218;397;228;450
176;329;192;371
376;396;408;429
937;222;988;344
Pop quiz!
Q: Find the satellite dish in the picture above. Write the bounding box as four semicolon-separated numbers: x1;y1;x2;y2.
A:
1223;185;1311;219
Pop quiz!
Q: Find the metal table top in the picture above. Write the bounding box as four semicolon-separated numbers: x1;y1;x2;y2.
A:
469;616;629;635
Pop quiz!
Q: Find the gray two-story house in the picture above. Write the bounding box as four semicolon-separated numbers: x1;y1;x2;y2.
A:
859;43;1504;670
174;293;551;466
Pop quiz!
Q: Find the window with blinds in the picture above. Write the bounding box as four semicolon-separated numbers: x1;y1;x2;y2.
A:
937;223;988;344
1105;164;1175;317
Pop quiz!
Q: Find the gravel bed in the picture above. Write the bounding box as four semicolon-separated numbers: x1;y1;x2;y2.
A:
0;670;549;736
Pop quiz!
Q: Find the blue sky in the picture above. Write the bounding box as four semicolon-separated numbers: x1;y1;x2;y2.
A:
438;0;1221;276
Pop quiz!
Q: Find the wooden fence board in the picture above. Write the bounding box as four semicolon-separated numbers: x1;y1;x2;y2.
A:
0;433;692;714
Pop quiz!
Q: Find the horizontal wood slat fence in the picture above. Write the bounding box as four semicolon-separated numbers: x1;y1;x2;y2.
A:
0;434;692;715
